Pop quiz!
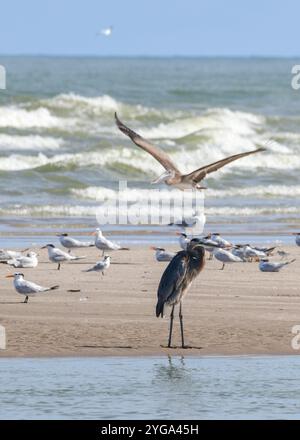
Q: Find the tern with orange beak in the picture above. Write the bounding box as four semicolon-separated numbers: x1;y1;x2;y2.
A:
115;113;266;190
6;273;59;303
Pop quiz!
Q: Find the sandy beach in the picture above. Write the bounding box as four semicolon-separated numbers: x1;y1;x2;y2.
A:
0;244;299;358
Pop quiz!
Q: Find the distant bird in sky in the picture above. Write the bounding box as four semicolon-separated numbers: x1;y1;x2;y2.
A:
57;233;94;253
97;26;113;37
42;244;86;270
115;113;266;190
6;273;59;303
84;256;111;276
151;247;176;262
156;240;207;348
259;258;296;272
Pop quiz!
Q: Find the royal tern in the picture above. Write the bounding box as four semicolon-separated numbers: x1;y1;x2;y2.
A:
213;247;244;270
210;233;232;248
156;241;206;348
84;256;111;276
115;113;266;190
42;244;86;270
57;233;94;253
6;251;38;268
151;247;176;262
176;233;190;251
259;258;296;272
93;228;129;256
6;273;59;303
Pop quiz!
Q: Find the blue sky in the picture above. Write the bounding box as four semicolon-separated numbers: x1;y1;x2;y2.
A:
0;0;299;56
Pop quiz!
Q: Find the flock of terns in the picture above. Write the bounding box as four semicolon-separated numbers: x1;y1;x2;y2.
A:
1;114;299;348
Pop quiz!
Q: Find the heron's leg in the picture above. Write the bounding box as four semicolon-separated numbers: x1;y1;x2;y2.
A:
168;305;175;348
209;252;213;260
220;263;225;270
57;263;61;271
24;296;28;304
68;249;71;254
179;301;186;348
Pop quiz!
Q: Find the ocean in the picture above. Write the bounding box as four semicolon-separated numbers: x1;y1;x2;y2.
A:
0;56;300;239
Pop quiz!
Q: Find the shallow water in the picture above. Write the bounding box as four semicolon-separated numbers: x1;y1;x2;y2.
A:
0;356;300;419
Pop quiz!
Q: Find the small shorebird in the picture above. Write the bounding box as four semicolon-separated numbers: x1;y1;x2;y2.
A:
84;256;111;276
156;240;207;348
293;233;300;247
57;233;94;253
6;251;38;268
42;244;86;270
115;113;266;190
277;249;290;259
151;247;176;262
93;228;129;256
259;258;296;272
6;273;59;303
177;232;190;250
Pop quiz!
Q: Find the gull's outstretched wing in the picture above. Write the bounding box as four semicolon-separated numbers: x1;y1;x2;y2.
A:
183;148;266;183
115;113;180;174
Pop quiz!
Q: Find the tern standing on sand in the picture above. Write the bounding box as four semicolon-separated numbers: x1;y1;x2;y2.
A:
115;113;265;190
42;244;86;270
151;247;176;262
6;273;59;303
57;233;94;253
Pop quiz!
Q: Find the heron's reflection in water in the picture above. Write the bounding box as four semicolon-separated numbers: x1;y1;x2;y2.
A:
151;356;193;388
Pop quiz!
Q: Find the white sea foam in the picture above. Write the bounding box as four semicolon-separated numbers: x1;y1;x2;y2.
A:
0;106;64;129
0;134;64;150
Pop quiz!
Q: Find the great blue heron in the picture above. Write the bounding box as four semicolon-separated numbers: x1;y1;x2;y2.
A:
115;113;266;190
155;240;206;348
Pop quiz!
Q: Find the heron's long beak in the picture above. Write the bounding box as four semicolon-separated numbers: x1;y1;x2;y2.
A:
5;274;14;278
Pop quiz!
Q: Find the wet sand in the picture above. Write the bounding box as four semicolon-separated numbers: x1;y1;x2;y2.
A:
0;245;300;357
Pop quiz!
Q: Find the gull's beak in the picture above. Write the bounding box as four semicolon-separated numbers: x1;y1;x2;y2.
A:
5;274;14;278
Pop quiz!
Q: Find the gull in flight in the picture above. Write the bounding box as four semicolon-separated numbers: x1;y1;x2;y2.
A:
6;251;38;268
115;113;266;190
259;258;296;272
84;256;111;276
97;26;113;37
57;233;95;254
6;272;59;303
151;247;176;262
42;244;86;270
93;228;129;256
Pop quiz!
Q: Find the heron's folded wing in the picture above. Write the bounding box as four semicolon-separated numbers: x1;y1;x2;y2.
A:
157;252;188;304
115;113;180;173
183;148;266;183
